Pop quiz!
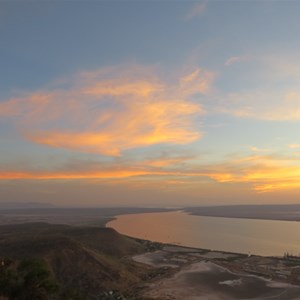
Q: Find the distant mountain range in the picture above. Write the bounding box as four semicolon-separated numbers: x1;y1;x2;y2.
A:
0;202;56;209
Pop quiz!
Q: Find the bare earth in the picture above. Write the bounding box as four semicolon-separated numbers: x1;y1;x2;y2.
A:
133;246;300;300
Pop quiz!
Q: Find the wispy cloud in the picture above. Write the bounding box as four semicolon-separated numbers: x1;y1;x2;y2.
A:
207;153;300;193
0;169;164;180
224;55;250;66
288;144;300;149
3;60;300;194
219;90;300;121
2;148;300;194
250;146;270;152
218;54;300;121
185;1;207;20
0;65;214;156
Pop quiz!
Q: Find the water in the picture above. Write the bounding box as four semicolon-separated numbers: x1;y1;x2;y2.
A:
107;210;300;256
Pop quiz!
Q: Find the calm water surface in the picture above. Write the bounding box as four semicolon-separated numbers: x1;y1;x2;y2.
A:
107;211;300;256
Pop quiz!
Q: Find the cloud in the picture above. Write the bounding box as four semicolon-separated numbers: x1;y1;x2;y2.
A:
140;156;194;168
179;68;214;95
1;149;300;194
250;146;270;152
288;144;300;149
224;55;250;66
218;54;300;121
263;54;300;79
0;153;203;182
0;169;163;180
219;90;300;121
25;99;202;156
185;1;207;20
205;153;300;193
0;65;214;156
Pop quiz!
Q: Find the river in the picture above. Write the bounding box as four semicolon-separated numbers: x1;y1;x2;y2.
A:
107;210;300;256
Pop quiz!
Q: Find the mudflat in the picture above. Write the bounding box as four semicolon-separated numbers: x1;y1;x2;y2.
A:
133;245;300;300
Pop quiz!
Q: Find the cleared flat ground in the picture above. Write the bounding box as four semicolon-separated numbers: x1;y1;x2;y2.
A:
134;246;300;300
144;261;300;300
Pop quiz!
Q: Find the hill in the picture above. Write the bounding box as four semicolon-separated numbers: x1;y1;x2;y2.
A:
0;223;151;299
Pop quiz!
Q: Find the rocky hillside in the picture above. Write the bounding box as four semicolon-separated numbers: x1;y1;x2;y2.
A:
0;223;149;299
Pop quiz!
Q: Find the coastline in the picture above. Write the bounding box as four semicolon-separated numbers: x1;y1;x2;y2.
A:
184;204;300;223
186;212;300;222
0;209;299;300
106;210;300;257
128;239;300;300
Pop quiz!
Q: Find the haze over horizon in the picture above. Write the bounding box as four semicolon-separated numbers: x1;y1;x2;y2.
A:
1;1;300;207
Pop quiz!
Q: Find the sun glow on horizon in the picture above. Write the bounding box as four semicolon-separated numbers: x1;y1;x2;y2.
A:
1;1;300;205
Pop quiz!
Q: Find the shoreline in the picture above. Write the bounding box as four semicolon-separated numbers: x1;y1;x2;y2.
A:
0;216;299;299
186;212;300;223
129;240;300;299
106;210;300;257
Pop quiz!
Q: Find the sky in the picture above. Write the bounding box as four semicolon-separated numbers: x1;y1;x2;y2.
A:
1;1;300;207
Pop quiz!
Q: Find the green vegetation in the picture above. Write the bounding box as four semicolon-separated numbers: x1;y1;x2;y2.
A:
0;257;90;300
0;223;149;299
0;258;59;299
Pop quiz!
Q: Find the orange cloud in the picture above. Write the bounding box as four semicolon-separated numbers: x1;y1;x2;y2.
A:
250;146;270;152
205;154;300;193
1;66;212;156
25;99;202;156
141;156;193;168
0;163;204;181
288;144;300;149
0;169;163;180
180;68;214;96
83;80;163;97
1;152;300;194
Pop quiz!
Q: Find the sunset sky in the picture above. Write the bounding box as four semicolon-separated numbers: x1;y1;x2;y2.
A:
1;1;300;206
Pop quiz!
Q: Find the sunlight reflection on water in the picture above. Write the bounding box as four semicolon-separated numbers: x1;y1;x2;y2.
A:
107;211;300;256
